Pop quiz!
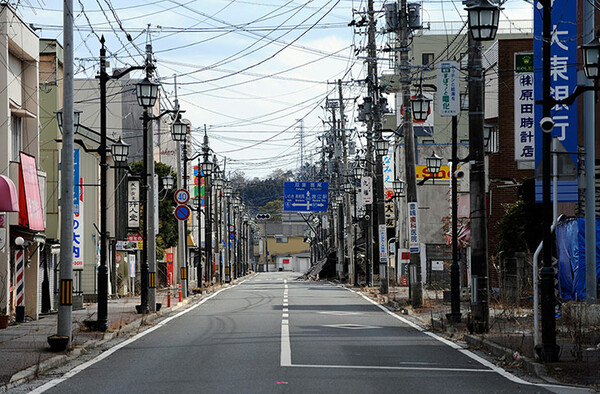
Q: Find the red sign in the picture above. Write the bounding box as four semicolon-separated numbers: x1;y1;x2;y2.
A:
283;259;290;265
166;253;173;262
18;153;44;231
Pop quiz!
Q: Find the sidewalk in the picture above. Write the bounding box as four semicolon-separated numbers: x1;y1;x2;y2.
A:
356;284;600;389
0;285;221;390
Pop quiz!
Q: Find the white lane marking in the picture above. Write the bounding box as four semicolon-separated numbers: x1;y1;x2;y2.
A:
324;323;381;330
283;308;288;312
282;319;289;324
317;311;362;316
290;364;492;373
29;285;234;394
281;321;292;367
341;285;586;391
284;280;287;284
282;313;289;318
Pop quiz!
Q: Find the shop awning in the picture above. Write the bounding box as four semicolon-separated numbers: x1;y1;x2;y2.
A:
0;175;19;212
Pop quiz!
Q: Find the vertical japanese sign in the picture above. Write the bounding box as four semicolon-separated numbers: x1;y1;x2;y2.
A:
360;176;373;204
382;146;394;201
436;60;459;116
534;0;578;202
408;202;419;253
127;179;140;228
73;149;84;269
378;224;388;263
514;53;535;161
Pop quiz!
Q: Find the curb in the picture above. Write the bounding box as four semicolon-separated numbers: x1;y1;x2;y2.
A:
463;334;560;385
1;291;206;391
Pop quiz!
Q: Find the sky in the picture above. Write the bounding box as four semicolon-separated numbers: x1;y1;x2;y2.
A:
13;0;533;179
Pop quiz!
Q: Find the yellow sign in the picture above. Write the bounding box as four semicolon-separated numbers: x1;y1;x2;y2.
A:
415;165;455;180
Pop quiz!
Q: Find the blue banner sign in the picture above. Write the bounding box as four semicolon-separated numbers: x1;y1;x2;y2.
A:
283;182;329;212
534;0;578;202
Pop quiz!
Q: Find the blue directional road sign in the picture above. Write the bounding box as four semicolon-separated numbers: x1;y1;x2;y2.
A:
283;182;329;212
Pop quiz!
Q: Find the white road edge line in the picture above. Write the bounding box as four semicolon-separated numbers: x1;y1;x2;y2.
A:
290;364;493;373
29;282;242;394
341;285;588;391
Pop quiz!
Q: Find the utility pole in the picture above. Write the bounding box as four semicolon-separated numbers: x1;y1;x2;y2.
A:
539;0;559;361
52;0;75;350
467;30;489;333
363;0;378;288
202;125;212;287
339;80;354;285
174;76;188;299
399;0;421;306
583;0;597;305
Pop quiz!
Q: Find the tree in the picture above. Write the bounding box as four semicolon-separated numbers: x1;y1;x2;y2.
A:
129;161;178;260
493;178;544;256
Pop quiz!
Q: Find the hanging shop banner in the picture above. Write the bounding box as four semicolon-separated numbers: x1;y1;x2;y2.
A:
534;0;578;202
436;60;459;117
361;176;373;205
385;201;395;228
514;53;535;162
73;175;84;269
383;145;394;201
127;179;140;228
18;152;44;231
408;202;419;253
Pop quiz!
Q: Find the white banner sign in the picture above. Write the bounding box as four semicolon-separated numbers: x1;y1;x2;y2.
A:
361;176;373;204
408;202;419;253
127;180;140;228
514;53;535;161
129;254;136;278
436;61;459;116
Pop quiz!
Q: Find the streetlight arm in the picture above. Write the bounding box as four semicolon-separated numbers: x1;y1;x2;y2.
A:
538;81;599;106
143;109;186;121
111;65;146;80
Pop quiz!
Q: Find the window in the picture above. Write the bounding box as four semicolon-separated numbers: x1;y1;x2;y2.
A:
422;53;434;70
276;237;288;243
11;115;22;160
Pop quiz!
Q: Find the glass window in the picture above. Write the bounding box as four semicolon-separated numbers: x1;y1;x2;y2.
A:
276;237;288;243
11;115;22;160
422;53;434;70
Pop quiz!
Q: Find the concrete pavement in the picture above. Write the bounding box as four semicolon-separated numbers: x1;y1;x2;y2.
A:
0;285;220;390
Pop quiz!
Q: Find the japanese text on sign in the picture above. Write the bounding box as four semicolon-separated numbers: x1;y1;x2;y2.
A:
514;53;534;161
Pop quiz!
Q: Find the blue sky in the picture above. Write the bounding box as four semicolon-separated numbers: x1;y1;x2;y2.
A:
15;0;532;179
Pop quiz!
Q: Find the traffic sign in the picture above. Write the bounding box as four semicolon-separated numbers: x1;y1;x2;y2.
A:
174;189;190;205
283;182;329;212
174;205;191;221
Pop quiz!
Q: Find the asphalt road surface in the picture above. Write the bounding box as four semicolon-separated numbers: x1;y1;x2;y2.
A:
15;272;589;394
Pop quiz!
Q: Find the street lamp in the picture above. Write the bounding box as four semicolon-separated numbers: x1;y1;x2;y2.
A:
392;179;406;196
411;92;431;122
137;72;161;315
136;78;160;108
162;174;174;191
464;0;500;335
55;108;81;135
582;33;600;80
170;118;188;142
110;137;129;164
465;0;502;41
375;137;390;157
425;152;442;176
202;160;214;176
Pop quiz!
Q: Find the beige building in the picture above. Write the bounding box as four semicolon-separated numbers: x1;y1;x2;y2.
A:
0;4;42;320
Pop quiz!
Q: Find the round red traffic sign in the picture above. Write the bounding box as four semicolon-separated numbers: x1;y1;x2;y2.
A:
174;189;190;204
174;205;191;221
